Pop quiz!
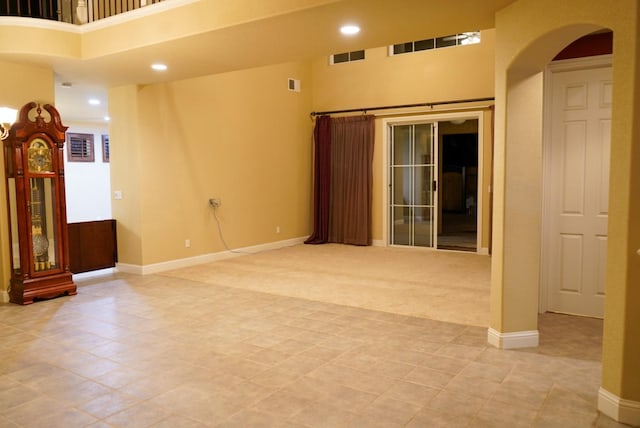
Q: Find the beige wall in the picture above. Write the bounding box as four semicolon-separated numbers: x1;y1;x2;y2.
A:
0;26;79;58
493;0;640;414
110;29;496;265
110;61;313;266
0;62;55;299
108;85;144;266
311;31;495;247
311;30;495;111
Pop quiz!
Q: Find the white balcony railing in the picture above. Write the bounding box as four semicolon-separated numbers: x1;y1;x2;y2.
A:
0;0;165;24
67;0;164;24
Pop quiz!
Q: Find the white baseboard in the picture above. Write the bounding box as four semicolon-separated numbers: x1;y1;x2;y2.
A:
116;237;306;275
598;387;640;426
487;328;539;349
1;289;8;303
115;263;144;275
72;268;115;280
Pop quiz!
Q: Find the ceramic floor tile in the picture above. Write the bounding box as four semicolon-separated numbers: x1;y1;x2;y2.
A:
458;360;513;382
369;358;416;379
358;395;423;426
40;378;114;406
222;380;277;407
445;373;501;399
472;398;538;427
290;401;358;428
0;384;42;413
0;375;20;392
78;390;141;419
5;362;61;385
533;410;599;428
249;366;304;389
3;395;70;426
425;389;487;418
403;366;456;389
490;379;550;411
151;414;210;428
347;414;405;428
435;342;486;360
0;252;614;428
28;407;99;428
381;380;440;406
317;383;378;412
251;390;313;418
275;354;327;376
417;353;472;374
406;406;474;427
104;400;170;427
217;409;307;428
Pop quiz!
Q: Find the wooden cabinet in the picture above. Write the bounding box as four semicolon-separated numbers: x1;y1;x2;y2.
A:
3;102;76;304
68;220;117;274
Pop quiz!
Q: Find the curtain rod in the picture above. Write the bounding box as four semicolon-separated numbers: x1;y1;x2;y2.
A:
310;97;495;117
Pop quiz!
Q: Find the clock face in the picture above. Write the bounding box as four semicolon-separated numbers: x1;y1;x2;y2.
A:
27;138;53;173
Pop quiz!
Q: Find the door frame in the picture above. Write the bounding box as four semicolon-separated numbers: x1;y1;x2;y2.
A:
382;111;485;252
539;54;613;313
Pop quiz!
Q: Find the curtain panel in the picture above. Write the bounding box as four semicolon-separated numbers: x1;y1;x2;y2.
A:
305;116;332;244
306;115;375;246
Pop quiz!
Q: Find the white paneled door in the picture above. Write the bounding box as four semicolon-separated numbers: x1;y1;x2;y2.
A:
545;63;612;318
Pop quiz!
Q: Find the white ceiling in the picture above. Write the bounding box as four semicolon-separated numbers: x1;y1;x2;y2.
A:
3;0;516;124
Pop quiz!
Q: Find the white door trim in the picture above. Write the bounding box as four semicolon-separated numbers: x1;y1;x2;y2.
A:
540;55;613;313
382;111;485;252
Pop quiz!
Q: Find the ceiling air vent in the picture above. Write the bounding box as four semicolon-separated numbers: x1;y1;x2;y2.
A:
288;78;301;92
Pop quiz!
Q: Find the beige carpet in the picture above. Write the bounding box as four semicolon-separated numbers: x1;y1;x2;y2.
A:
160;244;491;327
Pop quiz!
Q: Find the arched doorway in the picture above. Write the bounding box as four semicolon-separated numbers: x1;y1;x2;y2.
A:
491;1;640;424
489;23;609;350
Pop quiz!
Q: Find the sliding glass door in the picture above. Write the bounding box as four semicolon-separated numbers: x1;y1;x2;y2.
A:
389;123;437;247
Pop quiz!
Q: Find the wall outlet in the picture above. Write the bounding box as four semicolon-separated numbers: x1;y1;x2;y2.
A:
185;239;190;248
276;226;281;234
209;198;221;208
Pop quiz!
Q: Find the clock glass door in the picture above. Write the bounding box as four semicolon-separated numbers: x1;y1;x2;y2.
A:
7;178;20;272
29;177;59;273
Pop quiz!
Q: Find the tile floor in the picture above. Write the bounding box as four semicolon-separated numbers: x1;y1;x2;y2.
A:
0;272;632;427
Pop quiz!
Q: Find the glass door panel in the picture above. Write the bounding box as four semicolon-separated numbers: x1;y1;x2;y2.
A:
413;166;433;206
392;167;411;205
29;177;59;273
414;207;433;247
389;123;437;247
392;206;411;246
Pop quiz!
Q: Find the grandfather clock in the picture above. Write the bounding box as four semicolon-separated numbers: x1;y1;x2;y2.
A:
3;102;76;304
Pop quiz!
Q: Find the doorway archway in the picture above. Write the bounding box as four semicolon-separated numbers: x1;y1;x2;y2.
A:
491;1;640;424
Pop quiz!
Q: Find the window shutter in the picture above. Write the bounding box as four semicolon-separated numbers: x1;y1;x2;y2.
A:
67;133;95;162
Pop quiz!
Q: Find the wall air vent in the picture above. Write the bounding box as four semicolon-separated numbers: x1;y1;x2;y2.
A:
288;78;301;92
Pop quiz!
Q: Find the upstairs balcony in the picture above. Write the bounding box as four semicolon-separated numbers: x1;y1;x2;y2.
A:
0;0;164;24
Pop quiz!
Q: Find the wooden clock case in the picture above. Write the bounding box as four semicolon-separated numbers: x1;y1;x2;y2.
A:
3;102;76;304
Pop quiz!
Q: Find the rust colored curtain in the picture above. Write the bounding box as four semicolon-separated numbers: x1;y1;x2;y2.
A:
306;115;375;246
305;116;332;244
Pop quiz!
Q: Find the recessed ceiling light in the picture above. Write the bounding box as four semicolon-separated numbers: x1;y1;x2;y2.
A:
88;98;101;106
340;24;360;36
151;63;168;71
